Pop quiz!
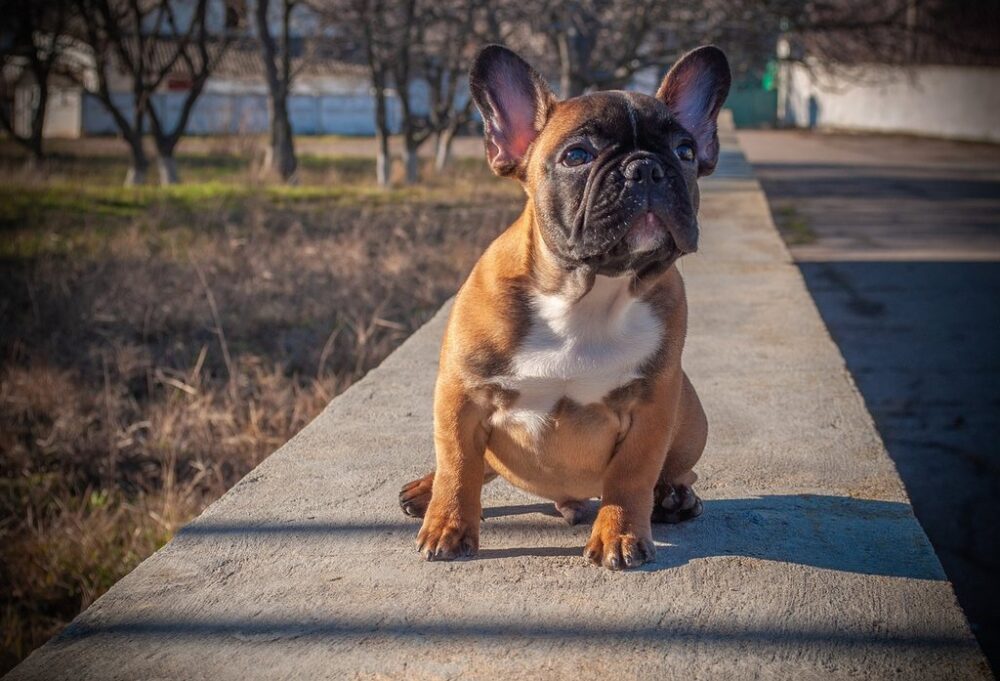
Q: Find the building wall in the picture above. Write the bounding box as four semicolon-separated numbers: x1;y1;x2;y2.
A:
778;62;1000;142
14;84;82;138
80;82;406;137
727;88;777;129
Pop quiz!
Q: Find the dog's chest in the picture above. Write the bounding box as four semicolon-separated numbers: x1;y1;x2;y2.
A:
493;275;662;440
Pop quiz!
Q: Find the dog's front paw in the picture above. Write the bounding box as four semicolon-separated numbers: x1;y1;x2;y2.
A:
416;511;478;561
584;507;655;570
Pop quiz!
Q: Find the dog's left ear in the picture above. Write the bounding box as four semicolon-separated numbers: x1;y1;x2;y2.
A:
656;46;731;176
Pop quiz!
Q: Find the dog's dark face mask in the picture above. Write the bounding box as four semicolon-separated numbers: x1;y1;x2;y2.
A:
470;45;731;278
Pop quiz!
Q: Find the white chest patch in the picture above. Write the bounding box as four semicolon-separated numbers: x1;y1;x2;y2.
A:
493;275;662;441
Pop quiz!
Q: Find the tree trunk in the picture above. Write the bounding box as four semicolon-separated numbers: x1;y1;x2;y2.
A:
373;82;391;187
269;93;297;182
255;0;297;184
434;125;457;172
2;70;51;168
125;159;149;186
156;154;179;185
24;130;44;173
27;138;45;167
402;139;419;184
28;80;48;164
375;131;390;187
23;151;43;174
556;23;589;98
124;136;149;186
558;31;574;98
152;123;181;185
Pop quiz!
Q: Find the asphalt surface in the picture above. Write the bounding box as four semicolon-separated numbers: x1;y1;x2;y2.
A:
740;128;1000;673
5;128;990;680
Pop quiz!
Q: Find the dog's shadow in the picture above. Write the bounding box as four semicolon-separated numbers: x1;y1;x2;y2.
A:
476;494;945;580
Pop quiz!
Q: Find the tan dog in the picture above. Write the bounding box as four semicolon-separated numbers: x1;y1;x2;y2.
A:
399;45;730;570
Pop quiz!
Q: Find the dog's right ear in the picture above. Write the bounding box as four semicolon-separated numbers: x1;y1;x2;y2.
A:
470;45;555;177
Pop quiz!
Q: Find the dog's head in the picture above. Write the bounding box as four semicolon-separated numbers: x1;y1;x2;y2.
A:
470;45;730;277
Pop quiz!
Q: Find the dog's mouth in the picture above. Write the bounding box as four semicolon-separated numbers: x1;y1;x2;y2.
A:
626;212;669;254
620;208;694;261
575;212;686;277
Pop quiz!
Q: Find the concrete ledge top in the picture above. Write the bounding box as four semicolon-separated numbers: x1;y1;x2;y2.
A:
7;131;991;680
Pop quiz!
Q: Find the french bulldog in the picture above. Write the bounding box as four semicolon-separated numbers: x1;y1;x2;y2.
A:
399;44;731;570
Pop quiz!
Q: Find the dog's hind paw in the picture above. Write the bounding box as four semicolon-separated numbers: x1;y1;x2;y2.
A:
652;482;703;524
399;472;434;518
555;499;589;526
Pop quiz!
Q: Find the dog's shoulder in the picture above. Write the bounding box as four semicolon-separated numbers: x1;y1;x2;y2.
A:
441;217;534;381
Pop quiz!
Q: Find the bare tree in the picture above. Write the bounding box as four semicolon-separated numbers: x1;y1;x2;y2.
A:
322;0;419;185
387;0;423;183
74;0;148;185
0;0;73;167
326;0;497;184
350;0;393;186
341;0;423;184
417;1;490;171
75;0;231;185
255;0;298;182
511;0;947;97
313;0;998;187
146;1;233;184
507;0;684;98
776;0;1000;68
396;0;508;177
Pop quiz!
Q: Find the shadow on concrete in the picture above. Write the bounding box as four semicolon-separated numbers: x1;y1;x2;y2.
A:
751;165;1000;200
482;502;562;519
64;615;974;650
650;495;944;580
798;260;1000;666
178;494;944;581
481;495;944;580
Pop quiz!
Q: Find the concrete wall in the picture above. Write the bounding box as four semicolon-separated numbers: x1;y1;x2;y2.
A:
778;62;1000;143
80;90;404;137
17;62;449;138
14;84;82;138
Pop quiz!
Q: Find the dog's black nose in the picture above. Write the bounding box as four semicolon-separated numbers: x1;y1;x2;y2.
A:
623;157;665;184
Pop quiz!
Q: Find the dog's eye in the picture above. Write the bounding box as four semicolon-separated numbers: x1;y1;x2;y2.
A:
675;143;695;163
561;146;595;167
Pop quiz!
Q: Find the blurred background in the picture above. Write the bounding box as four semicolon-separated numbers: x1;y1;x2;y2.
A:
1;0;997;673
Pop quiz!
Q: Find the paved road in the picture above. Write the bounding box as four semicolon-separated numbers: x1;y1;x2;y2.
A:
740;129;1000;672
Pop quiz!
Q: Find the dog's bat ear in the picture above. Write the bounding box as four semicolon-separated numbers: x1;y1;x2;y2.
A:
656;46;731;177
470;45;555;177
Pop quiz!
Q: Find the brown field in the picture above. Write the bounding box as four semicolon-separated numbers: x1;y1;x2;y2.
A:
0;137;519;672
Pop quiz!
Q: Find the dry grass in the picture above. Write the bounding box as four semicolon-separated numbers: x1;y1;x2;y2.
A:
0;141;521;672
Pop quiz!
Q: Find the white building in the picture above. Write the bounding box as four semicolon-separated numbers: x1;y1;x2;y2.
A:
11;37;417;139
774;38;1000;143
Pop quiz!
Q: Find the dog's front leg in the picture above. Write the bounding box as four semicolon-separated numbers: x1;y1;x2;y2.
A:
416;378;489;560
585;393;677;570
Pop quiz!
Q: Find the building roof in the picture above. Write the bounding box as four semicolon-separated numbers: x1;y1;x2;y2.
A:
210;37;369;80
